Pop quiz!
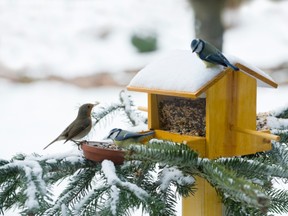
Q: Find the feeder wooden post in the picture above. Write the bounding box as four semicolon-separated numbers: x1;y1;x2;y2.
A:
182;177;222;216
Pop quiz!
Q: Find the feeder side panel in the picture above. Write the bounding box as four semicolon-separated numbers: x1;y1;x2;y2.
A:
232;72;256;153
206;71;234;158
232;72;272;154
148;93;160;130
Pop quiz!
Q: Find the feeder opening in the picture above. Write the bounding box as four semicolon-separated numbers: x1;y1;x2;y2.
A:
157;95;206;136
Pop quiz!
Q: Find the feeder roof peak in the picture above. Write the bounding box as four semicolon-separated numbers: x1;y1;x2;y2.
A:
127;50;277;98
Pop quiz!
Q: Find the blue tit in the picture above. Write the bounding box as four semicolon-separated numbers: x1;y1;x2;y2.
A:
106;128;155;148
191;38;239;71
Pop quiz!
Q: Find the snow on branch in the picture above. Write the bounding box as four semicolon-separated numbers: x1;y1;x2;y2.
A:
0;156;47;210
0;150;88;214
159;166;195;192
91;90;147;128
119;90;146;126
30;150;84;164
268;116;288;129
73;177;107;214
109;185;120;215
101;160;149;200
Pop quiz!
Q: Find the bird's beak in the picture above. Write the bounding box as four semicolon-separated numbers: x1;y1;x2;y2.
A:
94;101;100;107
102;134;111;140
103;135;109;140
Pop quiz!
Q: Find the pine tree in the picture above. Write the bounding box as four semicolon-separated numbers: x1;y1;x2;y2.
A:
1;91;288;216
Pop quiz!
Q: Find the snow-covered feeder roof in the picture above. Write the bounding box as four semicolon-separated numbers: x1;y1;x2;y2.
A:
127;50;277;98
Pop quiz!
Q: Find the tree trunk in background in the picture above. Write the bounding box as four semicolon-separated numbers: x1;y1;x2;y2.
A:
188;0;226;51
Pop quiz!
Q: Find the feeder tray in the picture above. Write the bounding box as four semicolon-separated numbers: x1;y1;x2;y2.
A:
81;141;125;165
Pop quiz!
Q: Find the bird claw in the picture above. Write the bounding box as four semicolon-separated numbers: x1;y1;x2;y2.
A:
76;140;88;150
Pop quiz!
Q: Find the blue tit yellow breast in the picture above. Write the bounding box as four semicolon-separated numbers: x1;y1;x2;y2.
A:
114;138;143;148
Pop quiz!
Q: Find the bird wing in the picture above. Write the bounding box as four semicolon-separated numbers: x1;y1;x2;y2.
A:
64;118;91;142
205;52;239;70
202;52;228;67
117;130;154;141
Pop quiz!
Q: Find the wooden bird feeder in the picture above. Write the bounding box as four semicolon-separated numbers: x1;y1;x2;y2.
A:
127;50;279;216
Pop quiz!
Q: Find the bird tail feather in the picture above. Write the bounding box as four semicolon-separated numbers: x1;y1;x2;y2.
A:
43;139;57;150
143;131;155;136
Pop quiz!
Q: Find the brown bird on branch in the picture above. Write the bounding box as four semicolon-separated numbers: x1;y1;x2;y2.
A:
43;102;99;150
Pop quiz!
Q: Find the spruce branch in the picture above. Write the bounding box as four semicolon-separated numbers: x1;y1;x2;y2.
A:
101;160;149;201
0;159;8;166
215;157;288;181
158;166;196;197
269;142;288;169
92;90;146;128
72;179;110;216
267;188;288;214
127;141;200;174
275;107;288;119
44;166;101;216
200;161;270;212
223;199;264;216
127;142;272;213
0;151;94;215
0;154;52;215
92;102;124;127
41;156;94;185
119;90;146;126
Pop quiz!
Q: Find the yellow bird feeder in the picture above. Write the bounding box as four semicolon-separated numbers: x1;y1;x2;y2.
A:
127;50;279;216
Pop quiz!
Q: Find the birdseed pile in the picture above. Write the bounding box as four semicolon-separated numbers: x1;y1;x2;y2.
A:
158;96;206;136
256;112;270;131
85;141;121;150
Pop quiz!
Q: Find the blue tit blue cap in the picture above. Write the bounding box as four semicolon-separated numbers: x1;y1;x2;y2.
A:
191;39;201;52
